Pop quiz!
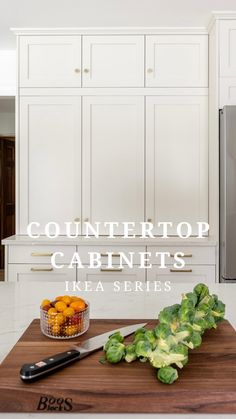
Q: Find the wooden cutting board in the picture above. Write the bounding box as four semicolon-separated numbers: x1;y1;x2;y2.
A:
0;319;236;413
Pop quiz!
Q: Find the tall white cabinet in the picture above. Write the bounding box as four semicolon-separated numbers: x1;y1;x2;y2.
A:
3;27;216;283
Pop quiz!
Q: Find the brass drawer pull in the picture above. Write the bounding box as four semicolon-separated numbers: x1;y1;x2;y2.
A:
31;267;53;272
170;254;193;258
100;268;123;272
31;252;53;257
170;269;192;273
101;253;120;257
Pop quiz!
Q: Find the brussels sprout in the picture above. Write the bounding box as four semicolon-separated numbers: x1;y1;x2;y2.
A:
194;283;209;303
170;344;188;368
150;345;188;369
157;366;178;384
205;314;217;329
135;340;152;358
106;342;125;363
158;304;180;325
104;334;124;352
211;300;225;321
154;323;172;340
191;318;207;334
144;330;157;349
134;327;146;336
189;331;202;349
125;344;137;363
178;306;195;324
183;292;198;307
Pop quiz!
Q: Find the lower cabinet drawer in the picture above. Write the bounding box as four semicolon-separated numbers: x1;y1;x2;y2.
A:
147;265;215;284
9;245;76;264
78;246;146;265
147;246;216;265
8;264;76;282
77;266;145;283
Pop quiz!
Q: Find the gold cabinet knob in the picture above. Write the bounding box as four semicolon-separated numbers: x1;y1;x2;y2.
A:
84;218;89;222
147;218;152;222
147;68;153;73
84;68;90;73
74;68;80;73
74;217;80;222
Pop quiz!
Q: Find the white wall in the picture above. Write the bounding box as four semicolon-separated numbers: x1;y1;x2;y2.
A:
0;98;15;135
1;0;236;48
0;51;16;95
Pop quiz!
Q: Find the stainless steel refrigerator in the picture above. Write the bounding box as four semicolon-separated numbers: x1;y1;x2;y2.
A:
220;106;236;282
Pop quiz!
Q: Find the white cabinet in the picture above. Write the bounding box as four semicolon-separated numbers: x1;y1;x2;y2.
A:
19;36;81;87
8;264;76;282
147;265;215;284
219;20;236;107
219;20;236;77
82;35;144;87
146;96;208;235
78;266;145;283
82;96;145;234
145;35;208;87
19;96;81;234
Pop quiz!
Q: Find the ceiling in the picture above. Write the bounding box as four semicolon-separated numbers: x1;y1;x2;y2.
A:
0;0;236;48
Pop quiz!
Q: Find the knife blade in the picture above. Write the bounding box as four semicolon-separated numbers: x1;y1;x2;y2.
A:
20;322;147;381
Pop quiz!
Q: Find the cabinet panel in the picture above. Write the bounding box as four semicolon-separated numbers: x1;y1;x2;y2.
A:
19;96;81;234
78;266;145;283
146;96;208;235
220;78;236;107
147;246;215;265
146;35;208;87
220;21;236;77
82;96;144;234
19;36;81;87
82;36;144;87
147;265;215;284
9;245;76;264
8;264;76;282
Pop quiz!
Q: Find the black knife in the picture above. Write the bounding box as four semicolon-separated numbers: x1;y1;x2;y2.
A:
20;322;147;381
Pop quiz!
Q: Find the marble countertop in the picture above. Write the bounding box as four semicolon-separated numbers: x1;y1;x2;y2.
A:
0;281;235;418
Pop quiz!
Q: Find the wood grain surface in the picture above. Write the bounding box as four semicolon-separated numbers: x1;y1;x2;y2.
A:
0;319;236;413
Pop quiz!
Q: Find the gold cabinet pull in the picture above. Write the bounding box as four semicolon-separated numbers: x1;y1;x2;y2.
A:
147;68;153;73
31;267;53;272
74;68;80;73
170;268;192;273
101;253;120;257
100;268;123;272
84;218;89;222
74;217;80;222
170;254;193;258
31;252;53;257
147;218;152;222
84;68;89;73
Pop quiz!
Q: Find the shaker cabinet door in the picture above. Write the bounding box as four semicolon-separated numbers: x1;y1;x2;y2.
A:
82;35;144;87
145;35;208;87
220;20;236;77
82;96;145;234
19;36;81;87
19;96;81;234
146;96;208;235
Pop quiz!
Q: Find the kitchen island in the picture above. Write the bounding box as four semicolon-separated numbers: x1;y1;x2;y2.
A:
0;281;235;418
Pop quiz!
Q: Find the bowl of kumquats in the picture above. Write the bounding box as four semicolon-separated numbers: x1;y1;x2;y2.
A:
40;296;89;339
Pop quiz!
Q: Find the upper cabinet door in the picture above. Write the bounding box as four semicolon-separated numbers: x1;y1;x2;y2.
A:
82;35;144;87
19;96;81;234
19;36;81;87
146;35;208;87
220;20;236;77
82;96;144;234
146;96;208;235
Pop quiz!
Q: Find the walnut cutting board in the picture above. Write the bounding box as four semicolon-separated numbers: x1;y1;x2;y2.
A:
0;319;236;413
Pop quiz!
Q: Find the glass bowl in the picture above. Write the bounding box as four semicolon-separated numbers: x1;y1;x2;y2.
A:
40;301;90;339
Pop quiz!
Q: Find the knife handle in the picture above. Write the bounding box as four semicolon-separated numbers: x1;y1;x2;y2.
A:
20;349;81;381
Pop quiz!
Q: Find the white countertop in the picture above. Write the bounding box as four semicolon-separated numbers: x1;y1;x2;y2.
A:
0;281;235;418
2;234;217;246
